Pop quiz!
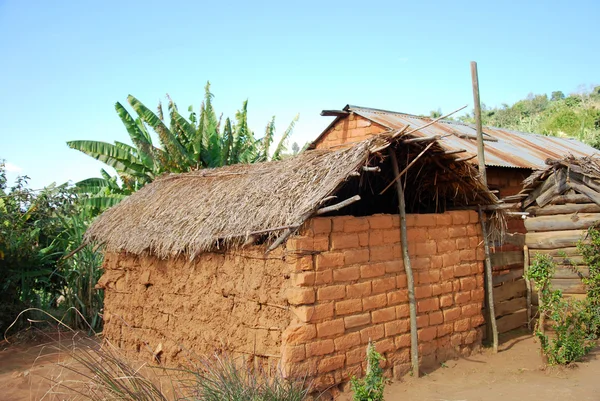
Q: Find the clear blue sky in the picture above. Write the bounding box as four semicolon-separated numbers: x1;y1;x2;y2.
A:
1;0;598;188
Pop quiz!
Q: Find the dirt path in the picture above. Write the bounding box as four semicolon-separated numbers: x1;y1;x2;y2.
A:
376;333;600;401
2;331;600;400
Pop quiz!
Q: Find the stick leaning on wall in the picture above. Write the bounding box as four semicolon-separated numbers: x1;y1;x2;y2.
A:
389;148;419;377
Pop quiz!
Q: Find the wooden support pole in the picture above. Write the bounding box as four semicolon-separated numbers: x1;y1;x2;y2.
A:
316;195;361;215
471;61;487;187
455;154;477;162
401;135;440;144
390;149;419;377
478;206;498;353
396;105;467;137
524;245;532;330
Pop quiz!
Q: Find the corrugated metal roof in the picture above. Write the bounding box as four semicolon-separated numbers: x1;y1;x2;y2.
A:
347;105;599;169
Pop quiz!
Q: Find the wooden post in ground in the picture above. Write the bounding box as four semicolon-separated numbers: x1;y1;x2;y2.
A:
478;206;499;353
389;148;419;377
524;245;532;330
471;61;487;187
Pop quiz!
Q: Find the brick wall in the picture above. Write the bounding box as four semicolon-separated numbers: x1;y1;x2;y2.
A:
281;211;485;393
313;114;387;149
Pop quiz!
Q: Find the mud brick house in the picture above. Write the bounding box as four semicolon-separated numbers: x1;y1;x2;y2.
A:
90;133;502;397
312;105;598;335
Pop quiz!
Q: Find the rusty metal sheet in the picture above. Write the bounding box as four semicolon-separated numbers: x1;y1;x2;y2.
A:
349;106;599;169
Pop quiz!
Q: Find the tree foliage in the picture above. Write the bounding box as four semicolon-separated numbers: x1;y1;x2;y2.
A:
68;82;299;210
460;87;600;149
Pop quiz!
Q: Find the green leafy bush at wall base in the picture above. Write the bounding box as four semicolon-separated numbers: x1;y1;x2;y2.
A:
350;342;386;401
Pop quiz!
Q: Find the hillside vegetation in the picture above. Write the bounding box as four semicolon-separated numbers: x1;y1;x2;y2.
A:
458;86;600;149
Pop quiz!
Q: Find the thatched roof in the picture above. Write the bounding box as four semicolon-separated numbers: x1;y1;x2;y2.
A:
86;134;500;258
520;155;600;209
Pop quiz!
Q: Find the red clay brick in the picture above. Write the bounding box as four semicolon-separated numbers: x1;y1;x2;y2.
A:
440;281;453;294
334;332;361;351
306;339;335;357
442;251;461;267
317;285;345;301
313;236;329;252
291;272;315;287
396;274;407;288
429;311;444;325
454;264;472;277
385;319;409;336
360;324;385;343
332;216;353;232
428;227;448;240
459;249;477;262
395;334;411;349
315;269;333;285
415;285;432;299
293;303;334;322
471;288;485;302
358;232;369;247
417;297;440;313
440;294;453;308
282;344;306;363
382;229;401;244
344;313;371;329
286;288;315;305
387;289;408;305
463;329;478;345
317;319;345;338
343;248;370;265
331;233;360;250
318;355;345;373
346;347;366;365
415;214;437;227
470;314;485;327
315;252;344;270
363;293;387;311
333;266;360;282
460;276;477;291
461;303;481;317
369;230;384;246
411;257;431;270
454;318;470;332
287;236;314;251
396;304;410;318
283;324;316;345
344;218;369;233
468;211;478;224
448;226;467;238
437;323;453;337
431;284;442;296
415;241;437;257
418;326;437;342
430;255;443;269
370;246;395;262
385;260;404;273
469;236;480;248
435;214;453;226
360;263;386;278
454;291;471;305
369;215;393;229
346;281;372;298
372;276;396;294
311;218;332;234
416;314;429;328
391;215;400;227
405;215;416;227
335;299;363;315
418;270;440;284
443;307;461;322
456;237;470;250
375;337;396;354
372;306;396;324
451;210;471;225
407;227;427;242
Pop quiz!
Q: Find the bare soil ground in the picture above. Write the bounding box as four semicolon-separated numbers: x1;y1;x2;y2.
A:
2;330;600;401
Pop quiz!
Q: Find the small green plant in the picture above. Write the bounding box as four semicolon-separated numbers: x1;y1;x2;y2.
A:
350;342;386;401
526;254;595;365
578;225;600;336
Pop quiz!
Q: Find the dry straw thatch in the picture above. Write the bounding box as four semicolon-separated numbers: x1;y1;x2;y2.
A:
86;133;500;259
524;155;600;189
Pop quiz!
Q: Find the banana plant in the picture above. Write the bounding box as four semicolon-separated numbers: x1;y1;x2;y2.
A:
68;82;299;211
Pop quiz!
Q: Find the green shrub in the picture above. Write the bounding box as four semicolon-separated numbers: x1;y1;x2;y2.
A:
526;254;596;365
350;342;385;401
